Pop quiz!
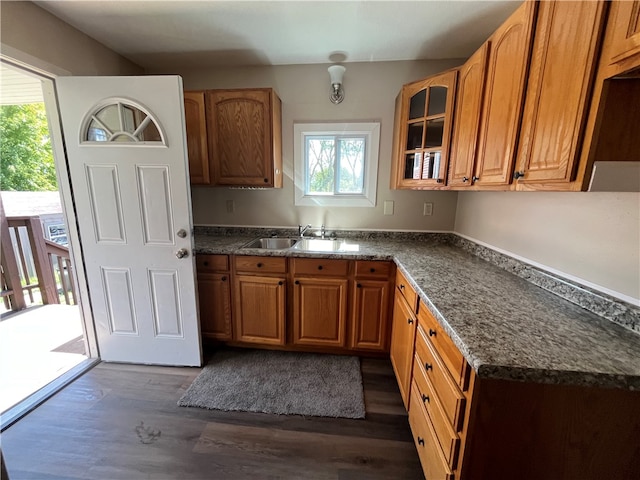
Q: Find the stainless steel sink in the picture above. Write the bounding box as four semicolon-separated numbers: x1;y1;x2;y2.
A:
241;237;298;250
292;238;359;252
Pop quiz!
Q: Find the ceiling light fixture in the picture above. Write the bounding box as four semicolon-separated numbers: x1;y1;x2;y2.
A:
328;64;346;104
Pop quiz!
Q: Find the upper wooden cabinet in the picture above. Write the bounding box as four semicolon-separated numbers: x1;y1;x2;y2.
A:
206;88;283;188
391;70;457;189
183;91;210;185
606;0;640;69
513;1;607;188
472;0;536;188
447;43;489;188
184;88;282;188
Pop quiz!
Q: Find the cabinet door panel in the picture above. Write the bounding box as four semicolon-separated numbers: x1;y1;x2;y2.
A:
197;272;231;340
390;294;417;410
234;275;286;345
293;277;348;348
515;1;606;185
448;43;489;188
207;89;272;186
608;0;640;66
184;91;210;185
474;1;535;186
351;280;390;351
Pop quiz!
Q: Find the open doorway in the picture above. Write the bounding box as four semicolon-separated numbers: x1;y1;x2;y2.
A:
0;61;96;427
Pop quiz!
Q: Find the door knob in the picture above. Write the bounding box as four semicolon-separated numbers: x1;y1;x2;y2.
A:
177;229;187;238
175;248;189;259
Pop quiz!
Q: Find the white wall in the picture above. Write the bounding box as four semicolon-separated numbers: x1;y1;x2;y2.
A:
0;1;142;76
163;61;462;231
454;192;640;303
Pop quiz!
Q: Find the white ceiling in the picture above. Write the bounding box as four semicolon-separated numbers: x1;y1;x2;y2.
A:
35;0;522;70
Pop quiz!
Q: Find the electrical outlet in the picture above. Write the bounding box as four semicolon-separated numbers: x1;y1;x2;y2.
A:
226;200;234;214
423;202;433;216
383;200;394;215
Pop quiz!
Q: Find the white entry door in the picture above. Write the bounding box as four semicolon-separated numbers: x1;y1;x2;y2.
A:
56;76;201;366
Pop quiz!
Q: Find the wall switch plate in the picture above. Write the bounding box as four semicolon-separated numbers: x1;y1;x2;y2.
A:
383;200;394;215
423;202;433;216
226;200;234;213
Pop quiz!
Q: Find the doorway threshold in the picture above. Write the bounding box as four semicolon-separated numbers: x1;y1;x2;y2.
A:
0;357;99;431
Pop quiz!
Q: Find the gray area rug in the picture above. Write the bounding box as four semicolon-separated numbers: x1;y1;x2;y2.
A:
178;349;365;419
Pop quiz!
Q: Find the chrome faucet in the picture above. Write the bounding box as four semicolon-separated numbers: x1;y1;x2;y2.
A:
321;224;326;239
298;224;312;237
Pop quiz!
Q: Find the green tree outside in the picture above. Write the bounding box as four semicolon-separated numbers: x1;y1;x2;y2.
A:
0;103;57;191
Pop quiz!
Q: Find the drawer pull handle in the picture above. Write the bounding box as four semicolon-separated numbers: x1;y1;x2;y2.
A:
421;394;429;404
428;329;436;337
221;276;226;282
370;268;376;273
417;437;425;446
407;318;413;325
400;284;405;290
257;263;263;268
424;363;433;371
318;265;323;270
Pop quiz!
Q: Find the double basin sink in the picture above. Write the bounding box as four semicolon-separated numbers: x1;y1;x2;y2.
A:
241;236;359;253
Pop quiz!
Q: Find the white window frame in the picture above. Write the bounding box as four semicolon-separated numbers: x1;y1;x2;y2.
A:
294;122;380;207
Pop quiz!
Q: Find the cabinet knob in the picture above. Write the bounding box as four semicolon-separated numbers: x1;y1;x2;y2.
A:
370;268;376;273
295;280;300;285
417;437;425;446
421;394;429;404
428;329;436;337
257;263;263;268
317;265;323;270
263;178;268;183
472;175;480;182
514;171;525;179
407;318;414;325
424;363;433;371
203;261;209;266
400;284;405;290
221;276;226;282
436;178;443;183
278;281;283;286
462;176;469;182
357;283;362;288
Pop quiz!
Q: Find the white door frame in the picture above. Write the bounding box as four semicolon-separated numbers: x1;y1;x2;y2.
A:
0;56;99;359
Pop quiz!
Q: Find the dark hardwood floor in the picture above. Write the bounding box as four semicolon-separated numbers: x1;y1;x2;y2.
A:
1;353;424;480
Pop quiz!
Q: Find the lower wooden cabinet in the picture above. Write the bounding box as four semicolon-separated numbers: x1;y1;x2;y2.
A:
291;258;349;348
390;290;417;409
196;255;231;341
233;256;287;345
234;274;286;345
196;255;394;354
350;279;391;351
292;276;348;348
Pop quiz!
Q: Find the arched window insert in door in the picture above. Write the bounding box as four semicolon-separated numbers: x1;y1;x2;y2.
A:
81;99;166;145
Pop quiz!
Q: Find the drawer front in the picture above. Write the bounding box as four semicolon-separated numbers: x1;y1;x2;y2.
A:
415;325;465;429
196;254;229;272
291;258;349;276
396;269;418;312
355;260;393;278
413;355;461;466
418;302;468;389
234;256;287;274
409;383;454;480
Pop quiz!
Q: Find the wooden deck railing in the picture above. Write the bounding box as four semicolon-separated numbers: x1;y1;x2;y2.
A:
1;215;77;312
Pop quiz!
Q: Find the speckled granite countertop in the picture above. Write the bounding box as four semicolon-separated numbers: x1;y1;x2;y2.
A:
195;229;640;391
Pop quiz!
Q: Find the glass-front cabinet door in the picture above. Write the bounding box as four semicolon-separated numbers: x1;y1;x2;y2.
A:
391;70;457;189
